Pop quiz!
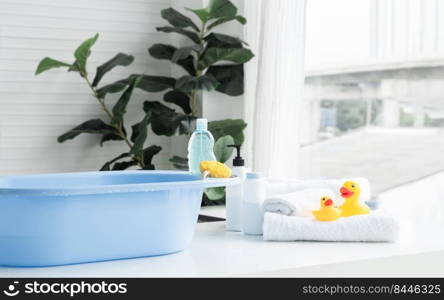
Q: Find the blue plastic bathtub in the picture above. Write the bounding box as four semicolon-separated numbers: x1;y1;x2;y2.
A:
0;170;238;267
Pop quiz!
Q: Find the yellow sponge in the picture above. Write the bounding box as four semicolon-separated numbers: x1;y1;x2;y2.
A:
200;161;232;178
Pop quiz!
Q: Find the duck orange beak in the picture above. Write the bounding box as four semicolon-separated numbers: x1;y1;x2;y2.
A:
324;199;333;206
340;187;354;198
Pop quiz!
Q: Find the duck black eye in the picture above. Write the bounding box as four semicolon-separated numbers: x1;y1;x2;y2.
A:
352;185;355;188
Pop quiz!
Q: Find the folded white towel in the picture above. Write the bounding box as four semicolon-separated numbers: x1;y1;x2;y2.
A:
263;212;399;242
262;188;335;217
266;177;371;205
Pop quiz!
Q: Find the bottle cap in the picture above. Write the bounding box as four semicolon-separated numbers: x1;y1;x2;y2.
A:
246;172;263;179
196;118;208;131
227;144;244;167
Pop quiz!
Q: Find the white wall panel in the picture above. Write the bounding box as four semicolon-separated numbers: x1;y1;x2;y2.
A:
0;0;173;175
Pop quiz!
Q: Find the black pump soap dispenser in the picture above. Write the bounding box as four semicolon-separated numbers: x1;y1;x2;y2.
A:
227;144;244;167
225;144;247;232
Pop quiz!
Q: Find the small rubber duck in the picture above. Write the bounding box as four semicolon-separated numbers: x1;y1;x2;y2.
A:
200;161;232;178
339;181;370;217
312;196;342;222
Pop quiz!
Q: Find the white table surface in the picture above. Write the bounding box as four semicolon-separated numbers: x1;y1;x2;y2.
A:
1;172;444;277
0;219;443;278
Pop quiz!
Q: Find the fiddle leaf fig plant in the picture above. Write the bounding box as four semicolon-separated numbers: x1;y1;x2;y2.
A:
148;0;252;157
144;0;253;116
35;34;162;171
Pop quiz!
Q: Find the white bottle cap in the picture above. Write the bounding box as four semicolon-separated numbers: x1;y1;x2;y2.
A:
196;118;208;131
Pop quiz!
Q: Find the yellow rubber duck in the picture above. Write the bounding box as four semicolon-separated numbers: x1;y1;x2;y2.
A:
312;196;342;222
339;181;370;217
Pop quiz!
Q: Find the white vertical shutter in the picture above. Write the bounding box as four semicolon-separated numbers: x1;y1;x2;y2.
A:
0;0;174;175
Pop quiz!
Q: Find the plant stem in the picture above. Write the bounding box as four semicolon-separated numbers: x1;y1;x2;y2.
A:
82;72;145;168
190;89;199;117
190;20;207;117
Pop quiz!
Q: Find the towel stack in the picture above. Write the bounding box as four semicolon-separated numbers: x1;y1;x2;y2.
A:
263;212;399;242
261;178;399;242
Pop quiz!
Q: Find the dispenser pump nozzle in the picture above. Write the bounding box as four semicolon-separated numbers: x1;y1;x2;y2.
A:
227;144;244;167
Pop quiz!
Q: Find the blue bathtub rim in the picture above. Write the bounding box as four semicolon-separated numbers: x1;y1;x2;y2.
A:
0;249;185;268
0;170;240;196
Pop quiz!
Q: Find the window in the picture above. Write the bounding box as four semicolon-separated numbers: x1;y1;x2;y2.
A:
301;0;444;196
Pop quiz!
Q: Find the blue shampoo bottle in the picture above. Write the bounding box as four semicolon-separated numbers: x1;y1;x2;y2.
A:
188;118;217;174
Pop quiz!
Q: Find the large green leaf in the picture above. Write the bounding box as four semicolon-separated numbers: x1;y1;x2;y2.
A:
134;74;176;92
148;44;196;75
208;0;237;19
130;114;150;155
206;64;244;96
35;57;71;75
163;90;191;114
73;33;99;73
143;101;196;136
100;152;131;171
204;187;225;201
112;75;141;125
175;75;198;93
156;26;200;43
175;75;219;93
92;53;134;87
148;44;176;60
208;119;247;145
171;46;194;62
112;160;138;171
214;135;235;163
205;33;245;48
142;145;162;170
58;119;116;143
185;0;237;23
207;15;246;30
198;74;219;91
169;155;189;170
96;78;130;99
161;8;199;31
100;126;125;146
185;8;210;23
130;118;146;143
198;48;254;70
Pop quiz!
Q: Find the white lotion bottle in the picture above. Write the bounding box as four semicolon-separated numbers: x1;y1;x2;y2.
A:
241;172;266;235
225;145;247;231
